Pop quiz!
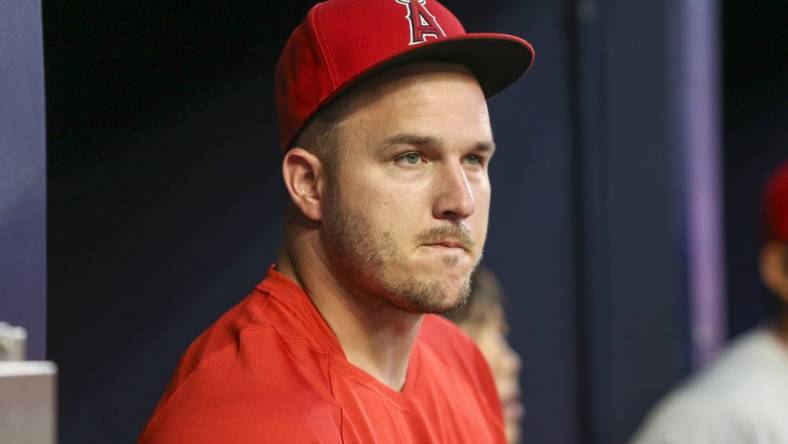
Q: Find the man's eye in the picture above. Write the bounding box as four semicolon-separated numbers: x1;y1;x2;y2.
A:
397;153;423;165
465;154;483;165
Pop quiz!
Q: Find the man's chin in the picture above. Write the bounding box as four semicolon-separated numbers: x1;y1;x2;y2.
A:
412;257;477;283
386;277;471;314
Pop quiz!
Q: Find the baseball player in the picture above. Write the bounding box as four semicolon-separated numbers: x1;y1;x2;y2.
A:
140;0;533;442
630;161;788;444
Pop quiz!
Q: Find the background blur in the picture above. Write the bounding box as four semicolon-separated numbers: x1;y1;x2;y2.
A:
1;0;786;442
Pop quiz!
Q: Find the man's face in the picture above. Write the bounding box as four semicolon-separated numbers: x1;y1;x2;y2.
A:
320;63;493;314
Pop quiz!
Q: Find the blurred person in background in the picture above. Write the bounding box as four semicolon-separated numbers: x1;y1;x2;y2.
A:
445;265;524;444
630;160;788;444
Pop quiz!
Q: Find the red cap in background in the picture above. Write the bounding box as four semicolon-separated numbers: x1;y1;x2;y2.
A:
274;0;535;149
764;161;788;242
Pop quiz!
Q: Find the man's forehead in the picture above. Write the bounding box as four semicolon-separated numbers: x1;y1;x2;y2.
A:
319;62;491;151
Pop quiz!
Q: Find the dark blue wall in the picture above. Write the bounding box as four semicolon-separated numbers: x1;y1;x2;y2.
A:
45;2;299;441
564;1;711;442
451;1;583;442
1;0;47;359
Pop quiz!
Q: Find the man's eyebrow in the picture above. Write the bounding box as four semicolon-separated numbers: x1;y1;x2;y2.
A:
477;141;497;156
380;133;497;155
381;133;442;149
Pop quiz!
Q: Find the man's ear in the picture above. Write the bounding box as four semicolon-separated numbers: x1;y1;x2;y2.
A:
760;241;788;302
282;148;326;221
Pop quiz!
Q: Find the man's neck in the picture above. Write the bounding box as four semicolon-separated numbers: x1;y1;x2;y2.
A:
276;241;422;391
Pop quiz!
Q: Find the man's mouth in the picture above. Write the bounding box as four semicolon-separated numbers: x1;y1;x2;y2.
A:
424;240;469;250
416;225;475;251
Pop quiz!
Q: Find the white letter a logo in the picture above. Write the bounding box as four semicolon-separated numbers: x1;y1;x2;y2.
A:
395;0;446;45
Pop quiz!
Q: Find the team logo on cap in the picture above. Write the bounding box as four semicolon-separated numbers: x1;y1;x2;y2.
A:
395;0;445;45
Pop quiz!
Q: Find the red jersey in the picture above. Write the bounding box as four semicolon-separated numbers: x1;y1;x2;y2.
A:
140;267;505;443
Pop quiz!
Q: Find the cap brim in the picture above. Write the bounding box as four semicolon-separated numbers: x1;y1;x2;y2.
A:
320;33;534;108
386;33;536;98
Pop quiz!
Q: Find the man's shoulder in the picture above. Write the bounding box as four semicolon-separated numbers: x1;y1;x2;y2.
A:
164;272;333;391
686;327;788;401
140;375;342;444
141;282;340;442
630;328;788;444
630;391;746;444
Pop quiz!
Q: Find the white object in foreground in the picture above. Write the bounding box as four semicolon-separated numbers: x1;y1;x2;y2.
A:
0;361;57;444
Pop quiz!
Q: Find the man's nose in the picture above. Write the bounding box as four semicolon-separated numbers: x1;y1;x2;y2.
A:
432;163;476;221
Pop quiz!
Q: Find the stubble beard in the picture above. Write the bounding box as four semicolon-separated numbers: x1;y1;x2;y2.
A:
321;188;474;314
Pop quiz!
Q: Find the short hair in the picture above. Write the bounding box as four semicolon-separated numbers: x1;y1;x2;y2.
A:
290;105;341;177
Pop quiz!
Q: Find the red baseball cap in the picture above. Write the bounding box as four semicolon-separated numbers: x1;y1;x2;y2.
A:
274;0;535;149
764;161;788;242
